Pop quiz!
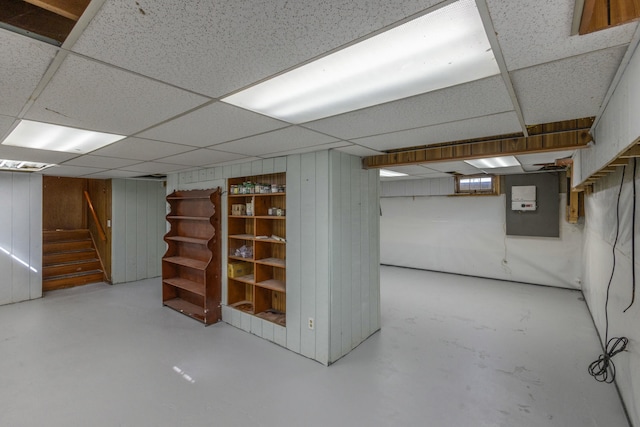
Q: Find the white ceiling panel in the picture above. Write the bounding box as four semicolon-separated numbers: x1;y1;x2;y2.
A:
71;0;443;97
486;0;637;71
139;102;289;147
512;46;627;125
516;150;575;166
0;115;16;139
213;126;339;157
413;171;457;178
0;31;58;116
41;165;106;176
155;149;248;167
422;161;482;175
25;54;210;135
85;170;146;179
336;145;385;157
0;145;77;164
61;155;141;169
382;165;435;175
303;76;515;139
352;111;521;151
121;162;190;174
484;165;524;175
262;141;351;157
203;157;263;168
89;137;194;161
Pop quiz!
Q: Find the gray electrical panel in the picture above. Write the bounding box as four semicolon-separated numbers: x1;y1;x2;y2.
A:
505;173;559;237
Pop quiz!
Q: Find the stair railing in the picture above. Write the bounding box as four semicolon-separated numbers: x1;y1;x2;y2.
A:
83;191;107;241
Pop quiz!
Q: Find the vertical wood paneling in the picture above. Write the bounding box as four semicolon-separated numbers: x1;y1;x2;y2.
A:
369;170;381;332
146;182;159;276
262;158;275;174
314;151;330;365
251;160;263;175
136;181;148;280
12;173;30;303
340;153;353;355
29;175;42;300
360;171;371;338
286;155;302;354
329;151;343;362
300;153;317;358
350;164;363;346
274;157;287;173
0;174;13;305
124;180;137;282
111;179;126;283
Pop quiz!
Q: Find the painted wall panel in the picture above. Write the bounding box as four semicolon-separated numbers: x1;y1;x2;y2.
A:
300;154;317;359
285;155;302;354
0;172;42;306
314;151;331;365
136;181;148;280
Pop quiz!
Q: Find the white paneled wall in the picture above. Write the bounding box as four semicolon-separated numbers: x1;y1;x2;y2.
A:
381;176;454;197
0;172;42;305
111;179;166;284
169;153;381;365
328;151;381;363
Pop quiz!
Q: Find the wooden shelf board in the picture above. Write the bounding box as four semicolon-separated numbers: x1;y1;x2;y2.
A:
167;196;211;200
254;237;286;244
228;192;285;197
167;215;210;221
163;298;205;321
254;216;286;219
229;234;255;240
255;310;286;327
230;274;255;284
255;257;285;268
165;236;210;245
163;277;205;296
228;255;254;262
255;279;285;293
163;256;207;270
229;215;253;218
229;300;254;314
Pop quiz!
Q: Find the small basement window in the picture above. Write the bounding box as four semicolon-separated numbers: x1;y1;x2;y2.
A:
455;175;499;195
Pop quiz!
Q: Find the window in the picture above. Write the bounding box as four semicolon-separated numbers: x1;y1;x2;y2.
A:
455;175;499;195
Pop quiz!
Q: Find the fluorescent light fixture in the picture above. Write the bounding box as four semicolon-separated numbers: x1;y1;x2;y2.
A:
2;120;125;154
0;158;55;172
464;156;521;169
379;169;409;177
222;0;499;123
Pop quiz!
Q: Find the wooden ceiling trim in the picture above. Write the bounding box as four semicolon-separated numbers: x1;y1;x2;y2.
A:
363;118;594;169
23;0;90;21
579;0;640;35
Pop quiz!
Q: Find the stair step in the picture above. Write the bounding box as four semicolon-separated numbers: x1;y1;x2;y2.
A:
43;249;97;265
43;259;102;278
43;270;104;291
44;240;93;253
43;229;91;243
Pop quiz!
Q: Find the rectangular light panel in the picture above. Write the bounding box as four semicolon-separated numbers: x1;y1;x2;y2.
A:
464;156;521;169
379;169;409;177
0;159;55;172
222;0;499;123
2;120;126;154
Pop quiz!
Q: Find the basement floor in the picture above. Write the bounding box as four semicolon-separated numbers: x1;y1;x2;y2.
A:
0;266;629;426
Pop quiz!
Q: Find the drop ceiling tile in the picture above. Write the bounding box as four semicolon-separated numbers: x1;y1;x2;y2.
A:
71;0;442;97
40;165;106;177
262;141;351;157
0;31;58;116
0;115;17;139
422;161;482;175
139;102;289;147
0;145;77;164
382;165;434;175
485;165;524;175
336;145;385;157
487;0;637;71
24;54;209;135
352;111;521;151
122;162;190;174
213;126;339;157
203;157;263;168
413;171;457;178
516;150;575;166
89;137;193;161
85;170;146;179
61;155;141;169
155;148;248;167
303;76;515;139
512;46;627;125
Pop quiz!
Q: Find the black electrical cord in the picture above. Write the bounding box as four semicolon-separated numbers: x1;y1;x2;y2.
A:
588;165;630;383
624;157;637;312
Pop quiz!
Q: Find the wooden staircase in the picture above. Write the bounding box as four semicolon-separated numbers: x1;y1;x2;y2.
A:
43;229;105;291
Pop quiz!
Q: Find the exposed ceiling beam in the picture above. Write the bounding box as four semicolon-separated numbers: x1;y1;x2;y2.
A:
23;0;90;21
363;118;593;169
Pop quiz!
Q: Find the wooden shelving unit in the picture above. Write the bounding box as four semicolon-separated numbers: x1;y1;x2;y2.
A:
162;188;222;325
227;173;286;327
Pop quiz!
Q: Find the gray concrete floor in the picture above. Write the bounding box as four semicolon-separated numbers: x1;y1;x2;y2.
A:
0;266;629;426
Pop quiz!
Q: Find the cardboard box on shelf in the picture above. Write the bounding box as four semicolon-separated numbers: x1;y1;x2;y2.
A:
231;204;246;216
228;261;253;278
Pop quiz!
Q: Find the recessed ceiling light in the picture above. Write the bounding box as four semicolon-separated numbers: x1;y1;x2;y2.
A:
2;120;126;154
222;0;498;123
0;158;55;172
379;169;409;177
464;156;521;169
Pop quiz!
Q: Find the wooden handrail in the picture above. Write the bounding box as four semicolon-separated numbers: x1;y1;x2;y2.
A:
83;190;107;241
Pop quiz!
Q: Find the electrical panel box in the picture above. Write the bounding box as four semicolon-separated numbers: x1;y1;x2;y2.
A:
512;185;537;211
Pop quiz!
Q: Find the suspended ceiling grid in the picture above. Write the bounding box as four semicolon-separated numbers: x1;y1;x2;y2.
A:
0;0;637;179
